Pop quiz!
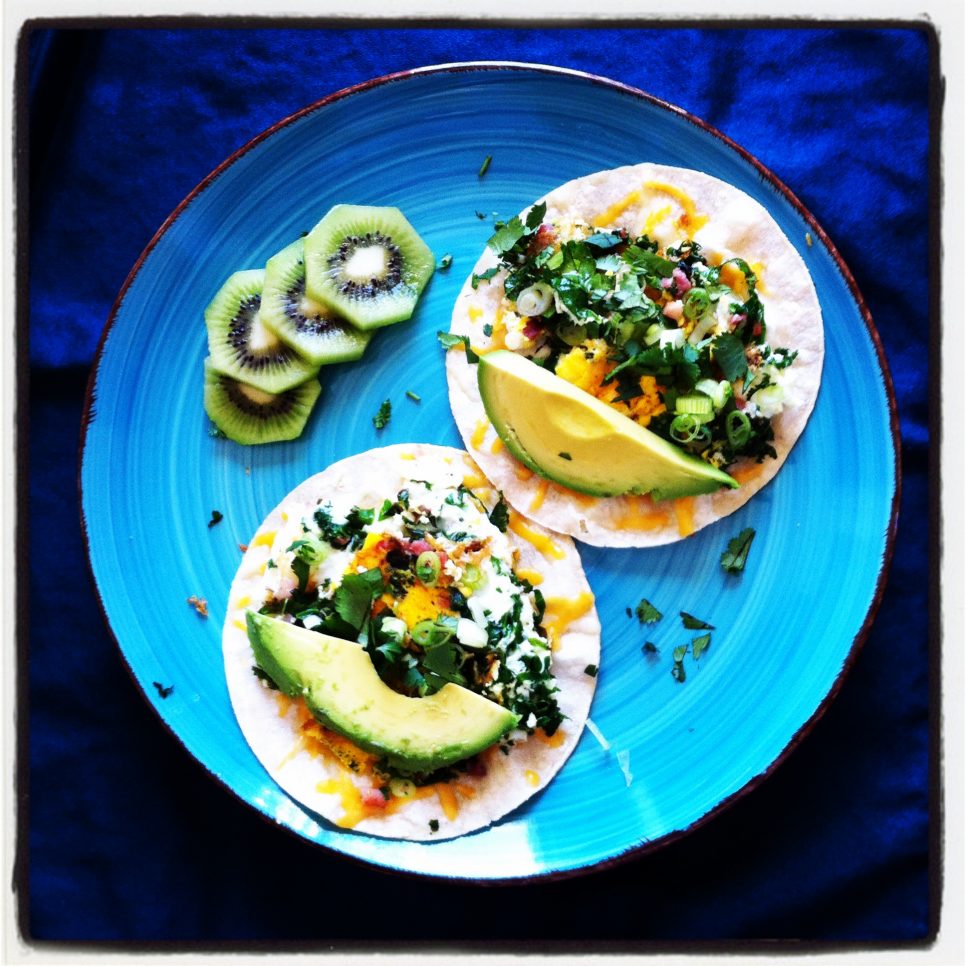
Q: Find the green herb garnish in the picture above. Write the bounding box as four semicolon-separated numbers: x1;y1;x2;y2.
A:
721;527;756;574
478;154;492;177
438;253;453;270
406;390;421;403
691;633;712;660
437;331;480;363
680;612;714;630
488;494;510;532
207;510;223;528
635;599;663;624
373;399;392;430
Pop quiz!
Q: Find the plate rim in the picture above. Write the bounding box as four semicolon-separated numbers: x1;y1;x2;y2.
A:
77;60;903;883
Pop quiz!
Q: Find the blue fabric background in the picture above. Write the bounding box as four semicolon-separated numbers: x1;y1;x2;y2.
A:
24;23;935;945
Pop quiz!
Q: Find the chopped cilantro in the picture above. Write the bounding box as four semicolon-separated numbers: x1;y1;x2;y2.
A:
471;266;499;289
207;510;223;528
372;399;391;430
642;641;658;655
438;253;453;271
691;633;712;660
584;664;598;678
482;323;493;337
437;331;480;363
152;681;174;699
478;154;492;177
672;644;688;663
721;527;756;574
671;661;687;683
681;612;714;630
475;210;487;220
635;599;662;624
406;390;421;403
711;333;749;382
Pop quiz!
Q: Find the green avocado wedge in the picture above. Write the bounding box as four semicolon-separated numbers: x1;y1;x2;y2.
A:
246;611;519;773
477;350;739;501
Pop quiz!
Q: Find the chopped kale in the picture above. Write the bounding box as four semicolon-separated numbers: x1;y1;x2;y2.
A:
152;681;174;699
487;494;510;532
207;510;223;528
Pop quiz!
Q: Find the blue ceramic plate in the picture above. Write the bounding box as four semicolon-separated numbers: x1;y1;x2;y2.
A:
81;64;898;881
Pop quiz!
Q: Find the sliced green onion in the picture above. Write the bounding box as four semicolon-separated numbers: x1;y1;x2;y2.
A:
460;563;485;591
411;619;455;648
670;413;704;443
683;287;710;320
516;283;553;317
675;393;714;423
557;321;588;346
643;322;663;345
415;550;441;586
694;378;731;410
726;410;752;448
389;777;417;799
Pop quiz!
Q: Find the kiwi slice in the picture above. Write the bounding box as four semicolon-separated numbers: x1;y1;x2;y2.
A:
260;238;372;365
203;358;321;445
205;268;318;394
303;204;435;330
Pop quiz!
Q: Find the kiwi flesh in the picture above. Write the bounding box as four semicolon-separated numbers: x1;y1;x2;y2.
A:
205;268;318;394
260;238;372;365
203;358;321;445
303;204;435;330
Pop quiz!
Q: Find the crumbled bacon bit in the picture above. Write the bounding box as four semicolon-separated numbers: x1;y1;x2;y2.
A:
361;787;388;809
527;223;557;256
238;543;248;553
522;318;545;340
187;595;209;618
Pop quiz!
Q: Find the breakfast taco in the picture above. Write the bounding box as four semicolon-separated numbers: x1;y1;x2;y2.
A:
445;163;824;547
223;443;600;841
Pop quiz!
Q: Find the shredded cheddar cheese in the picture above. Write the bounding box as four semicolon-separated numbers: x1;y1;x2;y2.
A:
508;511;565;560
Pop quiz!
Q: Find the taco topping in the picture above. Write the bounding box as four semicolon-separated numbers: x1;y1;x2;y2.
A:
471;202;804;471
256;476;565;780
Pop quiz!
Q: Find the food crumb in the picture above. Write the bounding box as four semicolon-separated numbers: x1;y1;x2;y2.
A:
207;510;223;528
187;595;209;618
153;681;174;699
578;518;588;533
805;231;813;247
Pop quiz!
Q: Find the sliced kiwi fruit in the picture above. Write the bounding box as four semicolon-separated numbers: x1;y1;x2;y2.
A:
260;238;372;366
205;268;319;394
303;204;435;330
203;358;321;445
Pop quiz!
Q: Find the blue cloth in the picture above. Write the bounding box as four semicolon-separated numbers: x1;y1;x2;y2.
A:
26;26;933;943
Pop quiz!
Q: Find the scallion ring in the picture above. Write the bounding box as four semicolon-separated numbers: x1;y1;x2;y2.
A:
410;619;455;649
683;287;710;320
726;410;752;448
516;283;553;317
415;550;441;586
670;413;703;443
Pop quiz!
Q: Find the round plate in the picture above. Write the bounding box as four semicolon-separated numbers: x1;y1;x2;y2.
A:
80;63;898;881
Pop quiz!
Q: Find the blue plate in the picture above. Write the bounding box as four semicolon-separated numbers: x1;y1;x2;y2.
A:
80;63;898;880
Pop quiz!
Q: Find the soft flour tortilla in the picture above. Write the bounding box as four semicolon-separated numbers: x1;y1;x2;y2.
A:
446;163;824;547
223;443;600;841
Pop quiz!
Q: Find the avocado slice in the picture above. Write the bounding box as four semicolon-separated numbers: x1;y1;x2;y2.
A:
477;350;738;500
247;612;519;773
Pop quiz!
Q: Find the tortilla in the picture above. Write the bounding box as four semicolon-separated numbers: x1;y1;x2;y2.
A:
223;443;600;841
445;163;824;547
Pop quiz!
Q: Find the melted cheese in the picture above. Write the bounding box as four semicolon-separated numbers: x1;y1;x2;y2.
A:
436;783;459;821
471;418;489;450
514;567;544;587
524;770;540;787
316;776;367;828
543;592;595;650
591;188;643;227
490;437;505;455
508;511;566;560
674;497;696;537
730;462;764;485
643;181;709;234
535;727;566;748
529;477;551;512
251;529;276;548
614;495;671;530
642;203;673;237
